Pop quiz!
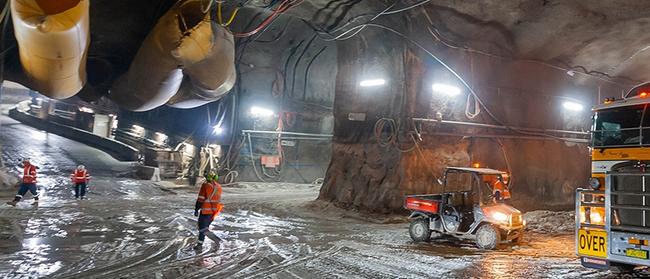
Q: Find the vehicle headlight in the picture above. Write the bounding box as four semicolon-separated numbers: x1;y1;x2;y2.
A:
590;210;603;224
580;206;605;226
491;211;509;223
589;178;601;189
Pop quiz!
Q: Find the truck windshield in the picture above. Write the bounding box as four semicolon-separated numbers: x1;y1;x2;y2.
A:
592;105;645;147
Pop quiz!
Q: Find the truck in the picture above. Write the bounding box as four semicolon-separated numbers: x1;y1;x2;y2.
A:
577;82;650;273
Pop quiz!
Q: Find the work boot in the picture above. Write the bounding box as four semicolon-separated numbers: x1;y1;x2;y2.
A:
193;241;203;250
6;201;17;206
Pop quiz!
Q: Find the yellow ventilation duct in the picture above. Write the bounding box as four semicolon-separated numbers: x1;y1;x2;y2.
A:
110;0;236;112
11;0;89;99
167;20;236;109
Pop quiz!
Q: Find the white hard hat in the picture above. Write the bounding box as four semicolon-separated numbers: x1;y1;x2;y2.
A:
77;165;85;170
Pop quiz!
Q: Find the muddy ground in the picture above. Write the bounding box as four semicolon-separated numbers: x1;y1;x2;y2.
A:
0;115;633;279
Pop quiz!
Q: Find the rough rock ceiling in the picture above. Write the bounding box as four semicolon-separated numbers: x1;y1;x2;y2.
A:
4;0;650;100
294;0;650;84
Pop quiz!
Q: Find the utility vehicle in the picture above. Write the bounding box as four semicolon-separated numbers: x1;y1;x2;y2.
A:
404;167;525;249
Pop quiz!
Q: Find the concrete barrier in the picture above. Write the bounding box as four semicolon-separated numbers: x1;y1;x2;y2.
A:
9;108;140;161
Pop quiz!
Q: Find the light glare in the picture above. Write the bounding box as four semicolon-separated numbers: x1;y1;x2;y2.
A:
79;107;94;113
562;101;584;111
432;83;461;96
491;211;509;222
250;106;274;117
213;125;224;135
359;79;386;87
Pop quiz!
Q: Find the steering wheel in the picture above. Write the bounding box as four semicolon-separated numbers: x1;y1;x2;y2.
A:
442;204;461;221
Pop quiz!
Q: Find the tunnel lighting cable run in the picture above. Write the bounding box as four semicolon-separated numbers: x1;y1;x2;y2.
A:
349;23;579;142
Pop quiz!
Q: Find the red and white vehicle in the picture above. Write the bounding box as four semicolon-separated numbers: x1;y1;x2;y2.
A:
404;167;525;249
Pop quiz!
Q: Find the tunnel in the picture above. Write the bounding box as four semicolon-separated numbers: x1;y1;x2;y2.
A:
1;0;650;277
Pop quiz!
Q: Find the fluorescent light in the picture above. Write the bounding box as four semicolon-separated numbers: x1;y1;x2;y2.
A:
562;101;584;112
155;132;168;143
432;83;461;96
213;125;224;135
132;125;144;137
79;107;94;113
250;106;274;117
359;79;386;87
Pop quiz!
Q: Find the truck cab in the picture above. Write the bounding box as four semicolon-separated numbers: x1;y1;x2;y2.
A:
577;82;650;272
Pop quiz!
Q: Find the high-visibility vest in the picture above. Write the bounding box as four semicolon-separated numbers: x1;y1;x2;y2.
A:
492;180;511;200
197;182;223;217
23;164;37;183
71;169;90;183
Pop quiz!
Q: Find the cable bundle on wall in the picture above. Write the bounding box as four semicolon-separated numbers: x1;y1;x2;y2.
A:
374;118;417;153
232;0;302;37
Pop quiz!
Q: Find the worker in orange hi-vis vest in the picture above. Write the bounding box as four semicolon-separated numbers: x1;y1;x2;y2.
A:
490;175;511;203
6;158;39;206
70;165;91;200
193;171;223;249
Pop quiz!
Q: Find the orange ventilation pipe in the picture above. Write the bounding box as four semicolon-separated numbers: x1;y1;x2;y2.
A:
11;0;89;99
110;0;236;111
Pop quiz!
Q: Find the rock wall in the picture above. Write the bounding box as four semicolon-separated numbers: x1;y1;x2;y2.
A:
319;19;625;213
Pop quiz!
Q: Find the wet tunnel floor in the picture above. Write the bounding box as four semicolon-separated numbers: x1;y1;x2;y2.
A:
0;116;623;278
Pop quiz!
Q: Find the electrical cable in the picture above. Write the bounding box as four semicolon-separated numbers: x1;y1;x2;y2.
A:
290;34;317;98
320;2;398;42
232;0;302;37
217;1;224;24
465;94;480;119
254;17;292;43
223;6;240;26
419;11;636;87
344;23;577;142
247;132;268;182
302;46;327;101
281;40;304;98
221;169;239;185
383;0;432;15
374;118;418;152
494;138;513;189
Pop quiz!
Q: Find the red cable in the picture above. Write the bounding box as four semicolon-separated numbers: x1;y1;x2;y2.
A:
233;0;302;38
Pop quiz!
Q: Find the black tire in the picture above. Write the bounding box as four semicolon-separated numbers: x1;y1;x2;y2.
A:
476;223;501;250
409;218;432;242
512;229;524;244
609;263;635;274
